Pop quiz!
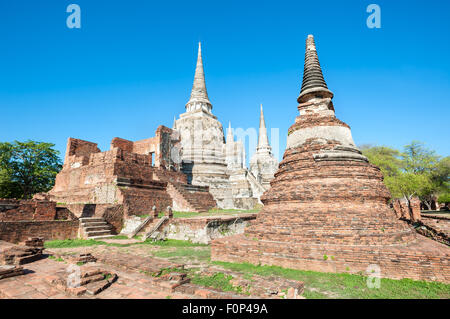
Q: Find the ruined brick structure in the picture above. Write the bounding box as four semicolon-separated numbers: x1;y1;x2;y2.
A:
174;43;277;209
211;35;450;283
48;125;216;228
0;199;56;222
0;199;78;243
392;197;422;222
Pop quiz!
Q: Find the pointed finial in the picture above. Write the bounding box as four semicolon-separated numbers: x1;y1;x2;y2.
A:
227;121;234;143
257;104;271;152
186;42;212;111
297;35;333;103
172;116;177;130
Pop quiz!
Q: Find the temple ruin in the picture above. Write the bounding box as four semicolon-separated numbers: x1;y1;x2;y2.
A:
45;125;216;237
211;35;450;283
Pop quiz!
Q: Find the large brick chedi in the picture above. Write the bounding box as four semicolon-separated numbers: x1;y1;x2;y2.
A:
211;35;449;282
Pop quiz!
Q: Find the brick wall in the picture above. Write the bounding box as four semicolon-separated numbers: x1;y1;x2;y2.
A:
111;137;134;153
0;220;79;243
212;234;450;283
64;137;101;167
102;205;124;234
392;197;422;222
0;199;56;222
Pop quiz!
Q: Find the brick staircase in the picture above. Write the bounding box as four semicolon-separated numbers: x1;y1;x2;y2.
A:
79;217;115;240
167;183;216;212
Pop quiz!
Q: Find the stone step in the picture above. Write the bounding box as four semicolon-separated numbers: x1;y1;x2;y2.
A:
87;235;116;240
85;230;113;237
81;223;109;228
84;273;117;295
80;274;105;286
82;223;109;228
79;217;104;223
83;225;112;232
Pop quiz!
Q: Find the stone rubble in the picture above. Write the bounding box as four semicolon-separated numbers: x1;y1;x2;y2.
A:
0;240;44;266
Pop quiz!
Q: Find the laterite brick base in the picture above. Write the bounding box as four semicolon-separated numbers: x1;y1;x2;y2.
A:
211;234;449;283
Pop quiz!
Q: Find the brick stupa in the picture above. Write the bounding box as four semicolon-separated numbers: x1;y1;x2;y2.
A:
211;35;449;282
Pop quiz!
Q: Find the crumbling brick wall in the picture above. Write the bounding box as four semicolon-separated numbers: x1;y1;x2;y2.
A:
132;126;181;170
110;137;134;153
0;199;79;243
392;197;421;222
64;138;101;168
0;220;79;243
101;205;124;234
0;199;56;222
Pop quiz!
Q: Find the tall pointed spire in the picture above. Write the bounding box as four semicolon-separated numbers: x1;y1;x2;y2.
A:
227;121;234;143
242;139;246;169
172;116;177;130
186;42;213;112
257;104;271;152
297;35;333;103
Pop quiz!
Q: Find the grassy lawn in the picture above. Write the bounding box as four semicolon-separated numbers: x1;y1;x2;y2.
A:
212;261;450;299
153;246;211;263
190;272;247;295
44;238;207;249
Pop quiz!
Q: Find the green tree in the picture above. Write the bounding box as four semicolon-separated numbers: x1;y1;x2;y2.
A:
402;142;444;209
385;172;431;203
361;145;402;177
0;141;62;199
0;168;22;198
363;141;448;211
430;156;450;208
402;141;439;174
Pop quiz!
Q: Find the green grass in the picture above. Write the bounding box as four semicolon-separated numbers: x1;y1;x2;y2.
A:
48;255;64;262
190;272;244;294
153;247;211;261
45;239;108;248
172;211;202;218
140;239;208;247
207;208;261;214
44;238;207;249
109;235;130;240
212;261;450;299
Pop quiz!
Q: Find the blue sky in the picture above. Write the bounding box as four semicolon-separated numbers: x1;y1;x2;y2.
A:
0;0;449;163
